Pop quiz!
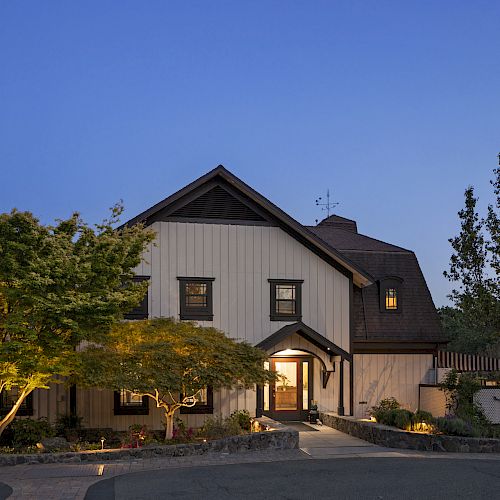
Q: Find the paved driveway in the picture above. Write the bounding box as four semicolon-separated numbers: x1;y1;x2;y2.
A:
85;456;500;499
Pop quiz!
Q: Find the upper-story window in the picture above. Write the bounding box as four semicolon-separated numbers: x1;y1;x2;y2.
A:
124;275;150;320
385;288;398;310
268;279;303;321
379;277;403;313
178;277;215;320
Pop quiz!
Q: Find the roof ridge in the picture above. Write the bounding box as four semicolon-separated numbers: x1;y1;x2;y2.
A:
308;225;412;253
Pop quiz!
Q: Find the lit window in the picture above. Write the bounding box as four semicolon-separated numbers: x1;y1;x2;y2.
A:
379;278;403;313
114;390;149;415
181;387;213;414
385;288;398;310
178;277;214;320
269;280;303;321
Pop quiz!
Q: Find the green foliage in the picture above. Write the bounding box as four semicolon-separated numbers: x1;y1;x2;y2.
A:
369;397;401;423
230;410;252;432
170;418;194;443
394;409;413;430
55;413;83;439
434;416;480;437
78;318;276;438
443;163;500;353
8;418;54;447
439;369;487;426
198;415;243;440
0;204;154;432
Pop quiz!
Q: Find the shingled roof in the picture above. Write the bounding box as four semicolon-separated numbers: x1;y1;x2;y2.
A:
308;216;446;349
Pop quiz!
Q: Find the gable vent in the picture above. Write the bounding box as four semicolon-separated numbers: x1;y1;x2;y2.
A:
170;185;267;222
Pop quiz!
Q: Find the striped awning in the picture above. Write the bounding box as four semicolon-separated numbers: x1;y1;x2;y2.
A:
438;350;500;372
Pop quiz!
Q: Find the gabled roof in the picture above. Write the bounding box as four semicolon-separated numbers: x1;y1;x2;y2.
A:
256;321;352;360
123;165;373;287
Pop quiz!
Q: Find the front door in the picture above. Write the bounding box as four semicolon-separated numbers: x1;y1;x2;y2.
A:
265;357;312;421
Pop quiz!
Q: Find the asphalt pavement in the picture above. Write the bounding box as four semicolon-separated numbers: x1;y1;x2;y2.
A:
85;456;500;499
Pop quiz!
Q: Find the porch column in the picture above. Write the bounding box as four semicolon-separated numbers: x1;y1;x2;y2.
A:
256;385;263;417
337;359;345;416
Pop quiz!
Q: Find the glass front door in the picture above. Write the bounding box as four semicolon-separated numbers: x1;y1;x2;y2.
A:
264;357;312;421
274;360;298;411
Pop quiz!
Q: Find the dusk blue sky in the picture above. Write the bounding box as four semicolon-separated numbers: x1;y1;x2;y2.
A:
1;2;499;306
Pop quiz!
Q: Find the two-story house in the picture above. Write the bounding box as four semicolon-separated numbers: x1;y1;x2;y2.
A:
19;166;446;429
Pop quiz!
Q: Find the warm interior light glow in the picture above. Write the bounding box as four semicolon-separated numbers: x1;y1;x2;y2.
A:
385;288;398;310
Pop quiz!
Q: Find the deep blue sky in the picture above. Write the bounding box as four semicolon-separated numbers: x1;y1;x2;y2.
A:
1;1;499;306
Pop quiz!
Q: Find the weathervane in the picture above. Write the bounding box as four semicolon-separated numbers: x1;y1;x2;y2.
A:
315;189;339;219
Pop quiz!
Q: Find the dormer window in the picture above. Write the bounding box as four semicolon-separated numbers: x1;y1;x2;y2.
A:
385;288;398;310
379;277;403;313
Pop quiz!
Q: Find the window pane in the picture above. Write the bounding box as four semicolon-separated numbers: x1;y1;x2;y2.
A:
186;283;206;295
302;362;309;410
264;361;270;411
185;282;208;308
120;390;143;406
186;294;208;307
385;288;398;310
275;361;297;410
276;285;295;300
276;300;296;315
196;387;208;405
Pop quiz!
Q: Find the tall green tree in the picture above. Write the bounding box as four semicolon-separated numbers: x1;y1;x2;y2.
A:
0;204;154;436
79;318;276;439
442;159;500;352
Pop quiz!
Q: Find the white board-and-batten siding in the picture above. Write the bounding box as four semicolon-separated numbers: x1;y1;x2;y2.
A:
135;221;351;351
353;354;434;418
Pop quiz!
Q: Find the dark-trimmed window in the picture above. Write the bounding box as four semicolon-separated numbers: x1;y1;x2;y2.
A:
178;277;214;320
180;387;214;414
0;390;33;417
379;277;403;313
268;279;303;321
124;275;150;320
114;390;149;415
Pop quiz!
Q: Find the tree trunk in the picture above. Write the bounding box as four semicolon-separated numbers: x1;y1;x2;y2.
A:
164;412;175;441
0;389;30;438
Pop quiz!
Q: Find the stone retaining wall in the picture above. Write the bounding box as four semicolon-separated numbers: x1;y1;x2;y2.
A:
0;418;298;467
320;412;500;453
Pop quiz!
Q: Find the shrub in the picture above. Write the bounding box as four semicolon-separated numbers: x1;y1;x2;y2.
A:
369;397;401;422
435;416;481;438
55;414;83;441
171;418;194;443
121;424;149;448
394;409;413;431
230;410;252;431
198;415;242;440
9;418;55;447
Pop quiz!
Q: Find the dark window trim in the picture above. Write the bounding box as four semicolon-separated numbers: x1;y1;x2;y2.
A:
268;279;303;321
0;392;34;417
124;275;150;320
379;277;403;314
177;277;215;320
180;387;214;414
113;391;149;415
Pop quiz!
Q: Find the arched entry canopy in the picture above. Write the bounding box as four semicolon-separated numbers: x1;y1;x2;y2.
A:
256;322;351;419
256;322;352;362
